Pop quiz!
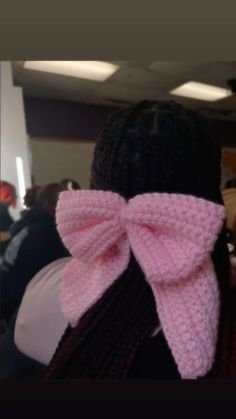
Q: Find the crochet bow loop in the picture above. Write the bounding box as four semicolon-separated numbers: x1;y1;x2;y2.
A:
124;193;225;284
123;193;225;378
56;190;127;261
56;191;131;326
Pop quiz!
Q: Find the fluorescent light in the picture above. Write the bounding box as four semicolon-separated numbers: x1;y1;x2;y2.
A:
170;81;233;102
24;61;119;82
16;156;26;208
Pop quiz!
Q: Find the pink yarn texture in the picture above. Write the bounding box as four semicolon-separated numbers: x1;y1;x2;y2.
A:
56;190;225;379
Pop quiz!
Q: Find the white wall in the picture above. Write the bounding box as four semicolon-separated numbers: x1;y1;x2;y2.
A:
30;138;95;188
1;61;32;218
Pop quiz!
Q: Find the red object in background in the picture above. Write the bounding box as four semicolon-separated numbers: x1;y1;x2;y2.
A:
0;180;17;208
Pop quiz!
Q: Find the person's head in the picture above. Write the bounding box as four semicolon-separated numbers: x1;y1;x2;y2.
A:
91;100;222;201
225;177;236;189
0;180;17;208
38;183;64;216
60;179;80;191
48;101;230;378
23;185;42;209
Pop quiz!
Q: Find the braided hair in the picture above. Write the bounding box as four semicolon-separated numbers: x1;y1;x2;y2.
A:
45;100;230;379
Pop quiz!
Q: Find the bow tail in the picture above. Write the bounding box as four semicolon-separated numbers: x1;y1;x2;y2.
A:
61;238;131;327
150;258;220;379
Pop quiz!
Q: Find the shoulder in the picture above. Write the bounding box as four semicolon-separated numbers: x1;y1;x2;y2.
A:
15;257;70;365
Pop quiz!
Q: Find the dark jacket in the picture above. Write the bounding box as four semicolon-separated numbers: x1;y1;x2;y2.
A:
9;209;43;237
0;203;14;257
0;209;69;323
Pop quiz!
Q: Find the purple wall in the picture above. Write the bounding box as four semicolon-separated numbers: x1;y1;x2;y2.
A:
23;96;236;147
23;97;116;141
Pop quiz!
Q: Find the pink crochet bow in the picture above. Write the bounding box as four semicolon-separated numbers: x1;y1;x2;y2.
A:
56;190;225;379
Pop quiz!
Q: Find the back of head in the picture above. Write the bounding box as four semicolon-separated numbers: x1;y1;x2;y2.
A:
91;100;222;202
48;101;230;378
38;183;64;215
0;180;16;207
23;185;42;209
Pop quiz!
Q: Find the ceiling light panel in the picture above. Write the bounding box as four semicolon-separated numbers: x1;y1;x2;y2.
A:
170;81;233;102
24;61;119;82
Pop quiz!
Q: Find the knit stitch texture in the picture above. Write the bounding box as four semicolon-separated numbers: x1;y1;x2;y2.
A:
56;190;225;379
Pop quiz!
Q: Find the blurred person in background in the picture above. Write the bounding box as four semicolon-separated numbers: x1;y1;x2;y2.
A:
228;233;236;287
0;183;69;323
222;177;236;287
0;180;17;258
222;177;236;239
9;185;42;238
60;178;80;191
23;185;42;209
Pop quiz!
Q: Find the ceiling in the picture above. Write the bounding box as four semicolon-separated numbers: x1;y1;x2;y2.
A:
12;61;236;121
